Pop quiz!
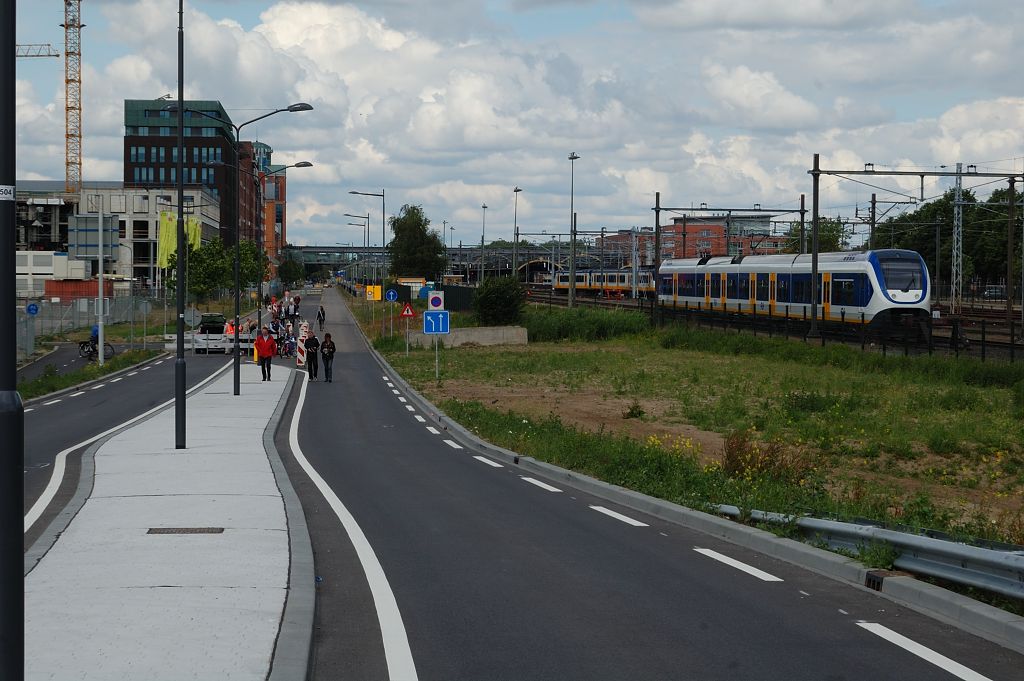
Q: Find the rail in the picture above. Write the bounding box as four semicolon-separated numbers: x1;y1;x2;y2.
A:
716;505;1024;600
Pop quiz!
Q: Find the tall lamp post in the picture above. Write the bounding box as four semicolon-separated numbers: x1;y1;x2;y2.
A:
174;102;313;396
568;152;580;308
1;0;25;675
349;190;386;282
344;212;370;282
512;187;522;282
480;203;488;284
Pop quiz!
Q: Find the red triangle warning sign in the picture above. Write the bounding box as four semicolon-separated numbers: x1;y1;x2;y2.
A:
400;303;416;318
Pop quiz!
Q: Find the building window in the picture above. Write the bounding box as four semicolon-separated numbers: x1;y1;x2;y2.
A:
134;195;149;213
201;147;208;164
138;126;149;136
202;127;217;137
170;168;175;183
159;109;170;118
159;147;166;163
133;167;141;182
118;220;127;239
192;147;199;163
216;148;222;162
159;126;170;136
126;126;136;135
159;168;166;183
150;147;157;162
172;147;178;163
190;167;197;183
183;127;192;137
133;220;149;239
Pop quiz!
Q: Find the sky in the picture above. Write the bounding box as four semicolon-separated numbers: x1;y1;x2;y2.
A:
14;0;1024;248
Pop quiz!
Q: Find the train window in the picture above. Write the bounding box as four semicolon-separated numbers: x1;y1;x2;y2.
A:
726;274;738;299
737;274;750;299
660;275;673;295
878;255;922;291
711;274;721;298
859;274;874;306
576;274;587;283
792;274;811;303
832;278;855;306
777;275;790;303
683;274;696;297
756;274;770;301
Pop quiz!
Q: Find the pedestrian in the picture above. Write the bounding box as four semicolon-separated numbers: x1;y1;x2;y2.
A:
254;326;277;381
321;332;336;383
286;299;296;325
316;305;326;331
304;330;320;381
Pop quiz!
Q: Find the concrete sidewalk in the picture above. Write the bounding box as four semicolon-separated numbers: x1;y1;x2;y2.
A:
25;362;300;681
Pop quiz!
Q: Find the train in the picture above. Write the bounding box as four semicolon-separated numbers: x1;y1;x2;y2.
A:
657;249;931;329
550;249;932;329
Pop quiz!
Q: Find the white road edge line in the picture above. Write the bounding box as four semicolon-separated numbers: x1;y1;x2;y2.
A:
693;548;783;582
473;456;503;468
289;373;418;681
855;622;992;681
590;505;647;526
443;440;463;449
24;360;233;534
413;415;426;423
521;477;563;493
426;427;440;435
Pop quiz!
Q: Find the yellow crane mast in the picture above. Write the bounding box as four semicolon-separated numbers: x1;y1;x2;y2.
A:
61;1;83;194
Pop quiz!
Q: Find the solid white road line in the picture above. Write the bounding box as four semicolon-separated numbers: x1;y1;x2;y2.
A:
289;373;418;681
426;427;440;435
413;415;426;423
590;505;648;527
855;622;992;681
24;360;233;533
473;456;503;468
69;392;85;397
405;405;415;412
521;477;563;493
43;400;61;406
443;440;463;449
109;377;122;383
693;548;783;582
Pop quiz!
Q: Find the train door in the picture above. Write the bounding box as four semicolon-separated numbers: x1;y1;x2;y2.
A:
822;272;832;321
769;273;776;316
704;273;711;307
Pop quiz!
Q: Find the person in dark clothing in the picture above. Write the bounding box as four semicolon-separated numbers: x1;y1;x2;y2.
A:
304;330;320;381
254;326;277;381
316;305;326;331
320;332;337;383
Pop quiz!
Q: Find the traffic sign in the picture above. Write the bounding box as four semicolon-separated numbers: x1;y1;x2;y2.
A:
428;291;445;310
400;303;416;318
26;303;39;316
184;307;201;327
385;288;398;302
423;310;450;334
138;300;152;315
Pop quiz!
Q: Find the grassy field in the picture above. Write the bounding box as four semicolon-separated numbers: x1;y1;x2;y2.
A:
346;296;1024;545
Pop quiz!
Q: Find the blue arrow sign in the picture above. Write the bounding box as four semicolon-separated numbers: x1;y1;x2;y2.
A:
423;310;450;335
385;288;398;302
26;303;39;316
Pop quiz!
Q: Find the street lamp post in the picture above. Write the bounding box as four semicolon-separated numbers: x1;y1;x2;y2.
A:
568;152;580;308
174;0;187;448
349;190;386;283
175;102;312;396
513;187;522;282
480;203;488;284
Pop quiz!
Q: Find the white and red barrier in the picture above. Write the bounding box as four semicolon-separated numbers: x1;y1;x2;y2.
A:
296;321;309;367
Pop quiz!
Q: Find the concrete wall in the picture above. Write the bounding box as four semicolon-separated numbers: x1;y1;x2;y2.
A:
406;325;527;348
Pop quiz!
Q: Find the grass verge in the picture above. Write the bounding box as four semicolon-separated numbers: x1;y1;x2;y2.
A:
17;350;161;401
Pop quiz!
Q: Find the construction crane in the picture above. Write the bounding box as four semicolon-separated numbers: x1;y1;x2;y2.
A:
15;44;60;58
61;1;83;194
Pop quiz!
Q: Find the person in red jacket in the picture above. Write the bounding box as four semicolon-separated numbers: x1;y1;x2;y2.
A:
254;326;278;381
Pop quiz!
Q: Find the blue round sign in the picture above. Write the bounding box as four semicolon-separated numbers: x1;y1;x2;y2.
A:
26;303;39;316
385;288;398;302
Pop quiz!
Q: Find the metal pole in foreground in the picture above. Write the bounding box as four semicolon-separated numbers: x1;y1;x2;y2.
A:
808;153;821;339
233;141;240;396
97;197;105;367
1;1;26;676
175;0;187;448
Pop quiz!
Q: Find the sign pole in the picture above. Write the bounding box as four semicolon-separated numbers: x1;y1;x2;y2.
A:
435;335;439;379
405;317;409;356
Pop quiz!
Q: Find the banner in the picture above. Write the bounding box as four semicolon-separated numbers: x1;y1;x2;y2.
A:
157;212;203;268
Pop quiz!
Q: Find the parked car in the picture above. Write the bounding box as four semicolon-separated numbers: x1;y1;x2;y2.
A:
982;285;1006;300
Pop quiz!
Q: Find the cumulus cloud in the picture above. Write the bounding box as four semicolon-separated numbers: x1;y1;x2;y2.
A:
633;0;914;31
702;62;819;130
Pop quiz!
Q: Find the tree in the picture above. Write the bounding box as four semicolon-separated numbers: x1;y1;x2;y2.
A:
278;256;305;288
387;204;447;278
474;277;526;325
782;217;849;253
239;240;269;289
188;238;232;300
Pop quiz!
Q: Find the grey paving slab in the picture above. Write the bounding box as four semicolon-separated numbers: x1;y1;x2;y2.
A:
25;363;293;681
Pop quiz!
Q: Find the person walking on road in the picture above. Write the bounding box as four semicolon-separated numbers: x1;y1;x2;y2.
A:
321;332;337;383
316;305;326;331
304;330;321;381
254;326;277;381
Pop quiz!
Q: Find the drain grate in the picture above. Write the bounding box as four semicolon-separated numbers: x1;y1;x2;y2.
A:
865;570;887;591
147;527;225;535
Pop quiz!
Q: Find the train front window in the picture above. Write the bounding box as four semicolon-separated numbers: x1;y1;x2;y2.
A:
879;257;922;291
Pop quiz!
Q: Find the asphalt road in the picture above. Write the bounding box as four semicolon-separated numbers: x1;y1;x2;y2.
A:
286;287;1024;681
23;353;230;520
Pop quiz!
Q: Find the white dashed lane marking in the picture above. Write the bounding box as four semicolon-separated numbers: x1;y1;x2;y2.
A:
154;360;164;365
426;427;440;435
855;622;992;681
414;415;426;423
90;385;104;390
70;391;85;397
141;367;151;371
392;389;400;395
127;372;138;376
590;505;648;527
443;440;463;450
110;377;122;383
405;405;415;412
398;397;407;403
44;399;61;406
521;477;562;493
473;456;503;468
25;408;34;413
693;548;783;582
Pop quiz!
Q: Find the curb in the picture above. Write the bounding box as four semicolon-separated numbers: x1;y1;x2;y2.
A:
22;350;171;406
264;368;316;681
346;297;1024;656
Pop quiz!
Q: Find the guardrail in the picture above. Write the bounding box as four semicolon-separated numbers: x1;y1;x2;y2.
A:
716;505;1024;600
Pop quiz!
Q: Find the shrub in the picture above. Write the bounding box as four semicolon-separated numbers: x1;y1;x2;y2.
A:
523;306;649;342
474;277;526;326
